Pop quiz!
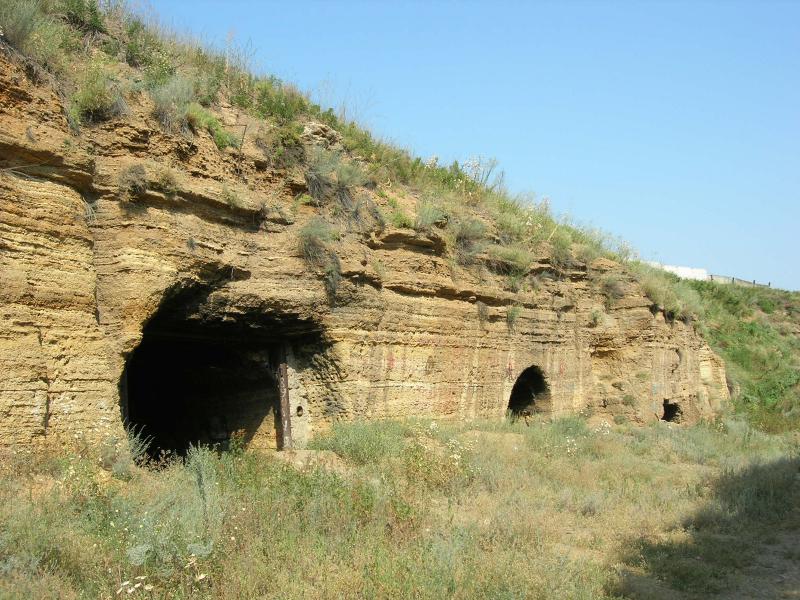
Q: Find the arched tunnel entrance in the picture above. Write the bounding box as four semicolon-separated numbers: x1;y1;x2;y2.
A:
508;365;550;417
120;282;320;459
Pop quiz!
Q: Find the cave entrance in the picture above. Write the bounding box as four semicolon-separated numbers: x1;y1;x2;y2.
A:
120;284;314;460
661;400;682;423
508;365;550;418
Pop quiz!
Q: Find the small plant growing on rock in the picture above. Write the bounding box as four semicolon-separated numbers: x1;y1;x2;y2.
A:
253;122;304;168
391;209;414;229
299;217;336;263
118;164;147;200
414;200;446;233
150;75;194;132
154;167;180;197
448;217;487;265
600;274;626;308
62;0;105;33
475;300;489;325
185;102;238;150
304;147;366;211
549;227;574;271
506;305;522;332
71;62;126;125
589;309;603;327
486;243;533;277
298;217;342;300
220;184;242;208
371;259;387;282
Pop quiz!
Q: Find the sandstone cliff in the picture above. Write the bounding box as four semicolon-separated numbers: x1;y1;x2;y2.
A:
0;51;728;452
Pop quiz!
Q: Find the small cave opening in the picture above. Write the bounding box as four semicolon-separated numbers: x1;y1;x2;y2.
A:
661;399;683;423
120;284;319;460
508;365;550;418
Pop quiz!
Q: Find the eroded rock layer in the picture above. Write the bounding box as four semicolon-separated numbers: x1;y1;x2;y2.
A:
0;53;728;449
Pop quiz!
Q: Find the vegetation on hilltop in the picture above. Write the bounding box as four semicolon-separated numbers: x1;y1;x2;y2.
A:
0;0;797;431
0;0;631;274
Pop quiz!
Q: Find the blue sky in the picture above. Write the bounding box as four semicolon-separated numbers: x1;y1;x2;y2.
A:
153;1;800;290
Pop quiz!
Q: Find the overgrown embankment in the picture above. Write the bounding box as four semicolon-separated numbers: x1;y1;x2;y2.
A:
689;282;800;431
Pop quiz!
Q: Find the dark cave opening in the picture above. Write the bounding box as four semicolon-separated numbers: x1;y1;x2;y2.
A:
661;400;683;423
122;330;279;459
508;365;550;417
119;283;321;459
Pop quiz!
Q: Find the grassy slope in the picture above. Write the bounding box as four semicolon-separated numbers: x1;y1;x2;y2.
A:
1;418;797;598
689;282;800;431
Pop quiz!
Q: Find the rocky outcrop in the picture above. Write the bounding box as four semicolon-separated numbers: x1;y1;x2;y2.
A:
0;53;728;450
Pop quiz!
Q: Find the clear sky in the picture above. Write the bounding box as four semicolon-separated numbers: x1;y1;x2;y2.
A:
152;0;800;290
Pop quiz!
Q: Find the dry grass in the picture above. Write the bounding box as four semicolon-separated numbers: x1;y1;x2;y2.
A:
1;417;796;599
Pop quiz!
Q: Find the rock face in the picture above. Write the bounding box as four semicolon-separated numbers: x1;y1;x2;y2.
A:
0;54;728;451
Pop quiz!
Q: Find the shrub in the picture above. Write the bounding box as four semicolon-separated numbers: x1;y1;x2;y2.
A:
506;305;522;332
574;243;601;265
0;0;41;49
150;75;194;131
71;63;126;124
118;164;147;200
630;262;704;319
253;122;304;168
310;420;408;465
61;0;105;33
124;18;164;70
391;209;414;229
154;167;180;197
304;146;339;202
333;160;367;211
185;102;238;150
414;200;446;232
298;217;336;264
304;147;366;209
600;274;626;307
448;217;487;265
549;227;573;270
254;78;308;123
221;184;242;208
486;244;533;277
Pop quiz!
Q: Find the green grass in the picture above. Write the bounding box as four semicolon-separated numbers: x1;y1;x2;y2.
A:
185;103;238;150
689;281;800;431
0;417;796;598
71;61;126;125
150;75;194;131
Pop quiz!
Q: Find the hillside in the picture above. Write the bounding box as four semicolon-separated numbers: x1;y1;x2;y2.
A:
0;0;736;456
0;1;795;439
0;3;799;600
690;282;800;431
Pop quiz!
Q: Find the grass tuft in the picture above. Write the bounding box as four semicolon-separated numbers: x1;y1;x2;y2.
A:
185;102;238;150
71;62;126;124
